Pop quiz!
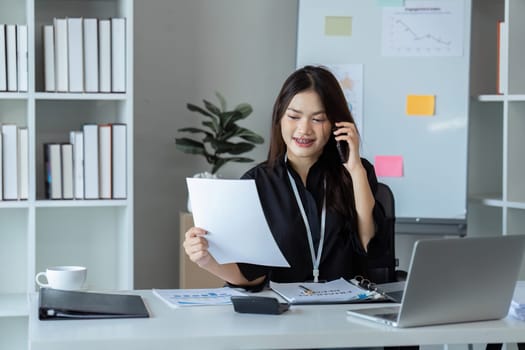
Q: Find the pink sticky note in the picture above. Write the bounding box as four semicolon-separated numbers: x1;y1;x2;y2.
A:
374;155;403;177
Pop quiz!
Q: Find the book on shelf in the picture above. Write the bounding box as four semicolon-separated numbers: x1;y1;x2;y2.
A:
6;24;17;92
98;124;112;199
98;19;111;93
43;25;55;92
497;21;507;95
83;124;99;199
111;18;126;93
83;18;99;92
16;24;27;92
112;123;127;199
2;124;18;200
18;127;28;200
54;18;68;92
61;144;74;199
0;24;6;91
67;18;83;92
44;143;62;199
70;131;84;199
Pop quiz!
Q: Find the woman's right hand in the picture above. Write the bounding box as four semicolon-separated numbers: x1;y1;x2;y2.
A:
183;227;214;268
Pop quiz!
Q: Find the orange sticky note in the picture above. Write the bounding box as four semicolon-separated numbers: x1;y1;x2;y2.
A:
406;95;435;116
374;155;403;177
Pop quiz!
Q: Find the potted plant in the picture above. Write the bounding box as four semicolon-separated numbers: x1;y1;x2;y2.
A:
175;92;264;175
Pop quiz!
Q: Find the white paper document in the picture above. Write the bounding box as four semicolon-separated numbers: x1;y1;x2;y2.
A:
270;278;376;304
153;287;246;307
509;281;525;320
382;0;465;57
187;178;290;267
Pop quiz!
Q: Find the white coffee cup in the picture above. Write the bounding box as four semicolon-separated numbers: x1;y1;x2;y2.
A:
35;266;87;290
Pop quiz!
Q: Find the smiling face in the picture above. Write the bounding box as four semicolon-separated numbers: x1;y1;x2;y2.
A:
280;89;332;167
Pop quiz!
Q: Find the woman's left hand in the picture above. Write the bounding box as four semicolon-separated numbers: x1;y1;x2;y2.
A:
333;121;362;173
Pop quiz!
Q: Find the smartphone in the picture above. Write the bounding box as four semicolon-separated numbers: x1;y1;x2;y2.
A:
333;127;349;163
231;296;290;315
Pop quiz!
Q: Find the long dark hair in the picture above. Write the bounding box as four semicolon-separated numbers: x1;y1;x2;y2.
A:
267;65;359;223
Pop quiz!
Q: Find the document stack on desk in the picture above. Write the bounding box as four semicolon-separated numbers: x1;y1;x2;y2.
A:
270;278;387;305
509;281;525;320
153;287;246;307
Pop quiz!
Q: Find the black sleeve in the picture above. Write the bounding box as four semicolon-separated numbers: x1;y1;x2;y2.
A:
361;158;389;259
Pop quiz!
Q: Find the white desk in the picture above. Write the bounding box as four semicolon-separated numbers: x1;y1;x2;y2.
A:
29;291;525;350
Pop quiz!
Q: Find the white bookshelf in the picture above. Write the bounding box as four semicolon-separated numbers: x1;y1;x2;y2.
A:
468;0;525;279
0;0;133;348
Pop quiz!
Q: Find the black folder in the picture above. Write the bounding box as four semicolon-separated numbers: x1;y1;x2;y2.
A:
39;288;149;320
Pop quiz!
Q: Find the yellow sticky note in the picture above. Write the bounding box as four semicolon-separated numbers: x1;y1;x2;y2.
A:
406;95;435;116
325;16;352;36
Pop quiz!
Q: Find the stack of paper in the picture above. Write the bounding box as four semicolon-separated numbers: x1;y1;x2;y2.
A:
270;278;377;305
509;281;525;320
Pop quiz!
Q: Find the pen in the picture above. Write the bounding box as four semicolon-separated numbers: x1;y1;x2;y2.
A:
298;285;315;296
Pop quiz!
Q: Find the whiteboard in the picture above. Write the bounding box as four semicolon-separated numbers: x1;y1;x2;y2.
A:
297;0;471;232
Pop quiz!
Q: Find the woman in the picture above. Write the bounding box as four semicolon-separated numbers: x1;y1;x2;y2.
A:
183;65;386;290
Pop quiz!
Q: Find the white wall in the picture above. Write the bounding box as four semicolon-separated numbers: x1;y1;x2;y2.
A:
133;0;299;288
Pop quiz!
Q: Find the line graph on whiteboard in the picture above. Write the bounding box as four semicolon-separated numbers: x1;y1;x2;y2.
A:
381;0;464;57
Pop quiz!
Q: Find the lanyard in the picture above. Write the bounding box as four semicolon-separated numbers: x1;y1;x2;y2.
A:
285;155;326;283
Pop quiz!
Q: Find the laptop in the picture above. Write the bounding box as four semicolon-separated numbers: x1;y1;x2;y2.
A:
347;235;525;328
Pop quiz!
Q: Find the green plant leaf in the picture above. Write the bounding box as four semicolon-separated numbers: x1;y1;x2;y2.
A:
218;125;239;141
221;104;252;129
203;99;222;117
234;127;265;143
177;94;263;172
175;138;207;155
211;140;255;155
178;127;213;138
187;103;215;119
202;120;218;133
220;111;243;132
215;91;227;111
235;103;253;118
223;156;254;163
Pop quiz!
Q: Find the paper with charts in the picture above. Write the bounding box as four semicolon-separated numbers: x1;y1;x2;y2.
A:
381;0;465;57
186;178;290;267
153;287;247;307
270;278;376;304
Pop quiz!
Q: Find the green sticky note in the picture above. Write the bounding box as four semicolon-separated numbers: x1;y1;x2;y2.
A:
377;0;404;6
324;16;352;36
